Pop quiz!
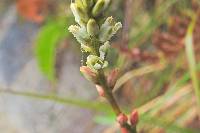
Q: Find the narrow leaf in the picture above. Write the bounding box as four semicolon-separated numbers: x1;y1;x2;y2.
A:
184;14;200;106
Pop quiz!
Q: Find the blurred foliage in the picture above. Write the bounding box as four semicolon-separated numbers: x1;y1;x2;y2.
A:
17;0;48;23
35;18;70;81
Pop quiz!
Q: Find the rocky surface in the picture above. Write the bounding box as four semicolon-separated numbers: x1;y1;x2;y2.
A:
0;5;106;133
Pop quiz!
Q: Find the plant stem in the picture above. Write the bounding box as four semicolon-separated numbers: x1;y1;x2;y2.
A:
98;69;137;133
98;70;121;115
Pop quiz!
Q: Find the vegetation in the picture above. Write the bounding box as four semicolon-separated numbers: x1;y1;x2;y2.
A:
1;0;200;132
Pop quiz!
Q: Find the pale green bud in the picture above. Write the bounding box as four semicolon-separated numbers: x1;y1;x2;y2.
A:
99;17;113;42
70;3;89;25
100;41;110;53
82;0;94;9
87;19;99;36
99;27;112;42
112;22;123;36
99;41;110;60
102;61;108;68
104;16;115;26
105;22;122;40
86;55;103;70
76;5;89;22
81;44;92;52
68;25;90;45
92;0;110;16
86;55;108;70
87;55;100;64
94;63;102;70
92;0;105;17
99;17;122;42
70;3;81;24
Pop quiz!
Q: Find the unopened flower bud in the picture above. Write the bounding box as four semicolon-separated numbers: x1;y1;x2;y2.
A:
81;44;92;52
92;0;105;17
120;128;129;133
96;85;105;97
102;61;108;68
107;69;119;88
82;0;94;9
99;27;113;42
99;17;122;42
70;3;88;25
86;55;106;70
68;25;90;45
80;66;98;83
117;113;128;126
130;110;139;126
99;41;110;60
87;18;99;36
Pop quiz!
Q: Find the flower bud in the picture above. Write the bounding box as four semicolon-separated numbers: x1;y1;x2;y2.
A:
75;0;87;10
92;0;105;17
87;18;99;36
130;110;139;126
99;17;122;42
80;66;98;83
81;44;92;52
68;25;90;45
96;85;105;97
70;3;80;22
107;68;119;88
86;55;105;70
82;0;94;9
117;113;128;126
99;27;113;42
102;61;108;68
94;63;102;70
99;41;110;60
70;3;88;25
120;128;129;133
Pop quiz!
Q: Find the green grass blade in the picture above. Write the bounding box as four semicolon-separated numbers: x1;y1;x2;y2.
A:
184;14;200;106
0;89;110;112
113;62;165;92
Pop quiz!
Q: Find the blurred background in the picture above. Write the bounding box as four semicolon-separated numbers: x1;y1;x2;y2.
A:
0;0;200;133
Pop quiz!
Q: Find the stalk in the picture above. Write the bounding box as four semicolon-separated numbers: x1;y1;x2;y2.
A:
68;0;138;132
98;70;137;133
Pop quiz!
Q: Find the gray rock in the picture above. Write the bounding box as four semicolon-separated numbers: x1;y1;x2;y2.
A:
0;5;38;87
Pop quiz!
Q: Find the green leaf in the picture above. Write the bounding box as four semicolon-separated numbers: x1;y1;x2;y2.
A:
35;18;70;81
